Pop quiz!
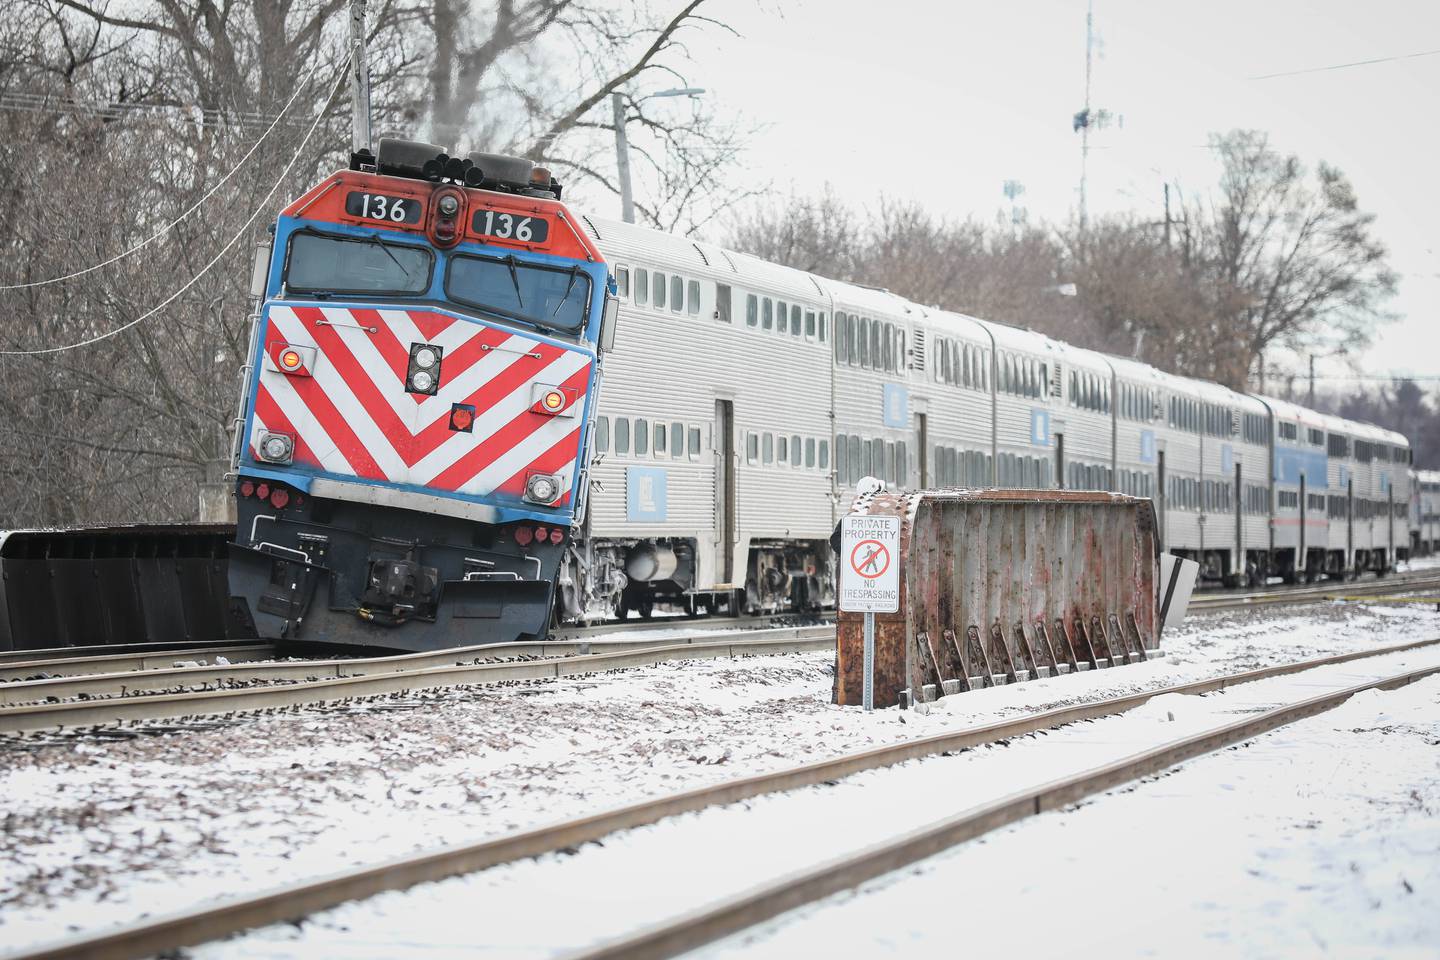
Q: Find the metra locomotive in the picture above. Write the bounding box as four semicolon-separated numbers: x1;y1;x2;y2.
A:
228;139;617;650
559;216;1416;622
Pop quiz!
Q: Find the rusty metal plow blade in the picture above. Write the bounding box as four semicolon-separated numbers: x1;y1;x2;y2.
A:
835;489;1161;707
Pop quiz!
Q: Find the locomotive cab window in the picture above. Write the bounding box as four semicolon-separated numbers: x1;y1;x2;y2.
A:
447;254;592;332
285;231;432;296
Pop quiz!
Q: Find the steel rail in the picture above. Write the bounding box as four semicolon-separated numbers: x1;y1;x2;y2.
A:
0;628;836;733
0;643;278;679
1188;571;1440;610
566;661;1440;960
9;636;1436;960
0;624;831;707
0;615;825;680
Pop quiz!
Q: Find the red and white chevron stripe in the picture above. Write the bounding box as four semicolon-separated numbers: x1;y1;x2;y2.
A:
248;304;591;504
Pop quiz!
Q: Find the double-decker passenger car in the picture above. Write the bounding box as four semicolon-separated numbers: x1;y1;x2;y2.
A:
555;213;1413;620
228;139;618;650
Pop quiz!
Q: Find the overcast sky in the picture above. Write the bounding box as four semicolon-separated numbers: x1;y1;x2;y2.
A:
632;0;1440;387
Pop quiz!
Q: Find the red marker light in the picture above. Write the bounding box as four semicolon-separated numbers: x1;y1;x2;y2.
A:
269;488;291;509
451;407;474;431
240;480;255;498
280;349;302;371
549;528;564;544
256;483;271;500
534;525;548;542
514;526;534;547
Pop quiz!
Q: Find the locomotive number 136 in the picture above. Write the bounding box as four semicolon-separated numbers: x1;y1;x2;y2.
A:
472;209;550;243
344;191;421;224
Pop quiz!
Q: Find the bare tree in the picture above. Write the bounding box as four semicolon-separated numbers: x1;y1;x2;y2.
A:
0;0;756;527
422;0;757;233
1201;129;1397;376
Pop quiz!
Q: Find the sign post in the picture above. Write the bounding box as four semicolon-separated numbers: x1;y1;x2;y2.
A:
838;514;901;711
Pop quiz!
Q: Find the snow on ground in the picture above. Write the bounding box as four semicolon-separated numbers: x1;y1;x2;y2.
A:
694;675;1440;960
1;599;1438;951
188;646;1440;959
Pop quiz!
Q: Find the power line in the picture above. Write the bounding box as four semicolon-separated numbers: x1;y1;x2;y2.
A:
0;91;314;131
1251;47;1440;81
0;55;339;292
0;54;350;357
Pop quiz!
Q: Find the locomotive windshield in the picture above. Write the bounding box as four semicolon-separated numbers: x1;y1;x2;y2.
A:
446;253;591;333
285;232;432;295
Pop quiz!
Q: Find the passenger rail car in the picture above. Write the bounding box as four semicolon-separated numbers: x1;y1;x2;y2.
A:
1415;470;1440;555
563;214;1414;620
228;138;618;650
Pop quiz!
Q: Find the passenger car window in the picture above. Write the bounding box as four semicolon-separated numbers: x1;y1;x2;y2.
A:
614;417;630;455
687;279;701;316
595;416;609;454
635;418;649;455
634;269;648;306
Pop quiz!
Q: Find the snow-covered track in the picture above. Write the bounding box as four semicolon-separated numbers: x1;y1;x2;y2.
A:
568;658;1440;960
11;636;1436;960
0;625;832;733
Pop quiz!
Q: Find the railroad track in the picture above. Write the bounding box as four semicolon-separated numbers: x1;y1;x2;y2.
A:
0;624;835;734
3;568;1432;680
0;614;823;680
11;635;1438;960
1188;569;1440;611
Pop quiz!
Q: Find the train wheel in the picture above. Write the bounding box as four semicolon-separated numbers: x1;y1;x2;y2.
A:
637;597;655;619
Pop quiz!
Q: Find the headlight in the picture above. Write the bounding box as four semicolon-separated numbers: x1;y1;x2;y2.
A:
524;473;561;505
410;369;435;392
258;432;294;464
414;347;438;369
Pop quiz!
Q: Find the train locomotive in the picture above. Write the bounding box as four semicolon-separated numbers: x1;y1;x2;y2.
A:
227;138;618;651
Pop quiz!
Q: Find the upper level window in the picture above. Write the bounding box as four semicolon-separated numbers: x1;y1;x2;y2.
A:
615;267;630;299
716;283;731;322
653;272;667;310
1279;421;1298;441
791;305;802;338
286;232;432;296
762;298;774;330
777;300;788;334
446;253;591;332
634;268;649;306
746;293;758;327
670;274;684;314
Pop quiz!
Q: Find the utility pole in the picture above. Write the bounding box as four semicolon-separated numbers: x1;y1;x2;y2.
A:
612;92;635;224
1163;182;1171;250
1308;354;1316;408
348;0;372;154
1078;0;1094;236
